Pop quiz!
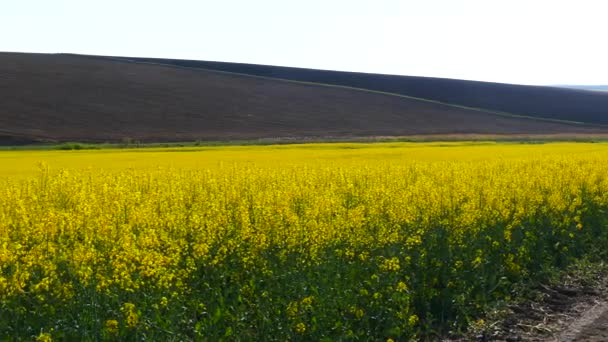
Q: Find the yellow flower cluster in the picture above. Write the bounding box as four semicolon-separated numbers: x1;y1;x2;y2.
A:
104;319;119;335
121;303;139;328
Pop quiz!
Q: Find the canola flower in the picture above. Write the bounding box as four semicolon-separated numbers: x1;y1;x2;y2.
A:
1;142;608;339
104;320;119;335
35;332;53;342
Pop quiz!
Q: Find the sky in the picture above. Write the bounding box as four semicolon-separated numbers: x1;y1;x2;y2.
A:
2;0;608;85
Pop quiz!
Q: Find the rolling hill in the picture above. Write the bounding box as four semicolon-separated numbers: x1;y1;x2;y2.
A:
557;85;608;92
0;52;606;144
110;55;608;126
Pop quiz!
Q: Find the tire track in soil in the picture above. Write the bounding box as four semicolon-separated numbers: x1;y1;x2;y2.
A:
557;302;608;341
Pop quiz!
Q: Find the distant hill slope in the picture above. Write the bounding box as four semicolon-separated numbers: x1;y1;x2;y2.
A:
557;85;608;92
109;56;608;125
0;52;605;144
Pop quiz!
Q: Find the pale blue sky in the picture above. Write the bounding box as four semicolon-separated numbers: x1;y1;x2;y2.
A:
2;0;607;85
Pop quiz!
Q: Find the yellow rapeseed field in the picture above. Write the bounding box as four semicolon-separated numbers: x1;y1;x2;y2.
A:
1;142;608;340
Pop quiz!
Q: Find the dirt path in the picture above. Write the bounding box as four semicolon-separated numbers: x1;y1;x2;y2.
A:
452;263;608;342
557;302;608;341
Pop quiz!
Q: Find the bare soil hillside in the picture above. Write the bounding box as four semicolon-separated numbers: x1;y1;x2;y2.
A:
116;56;608;125
0;53;605;143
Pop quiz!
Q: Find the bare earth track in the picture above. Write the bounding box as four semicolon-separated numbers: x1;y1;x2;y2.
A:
1;52;607;143
453;266;608;342
559;302;608;341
